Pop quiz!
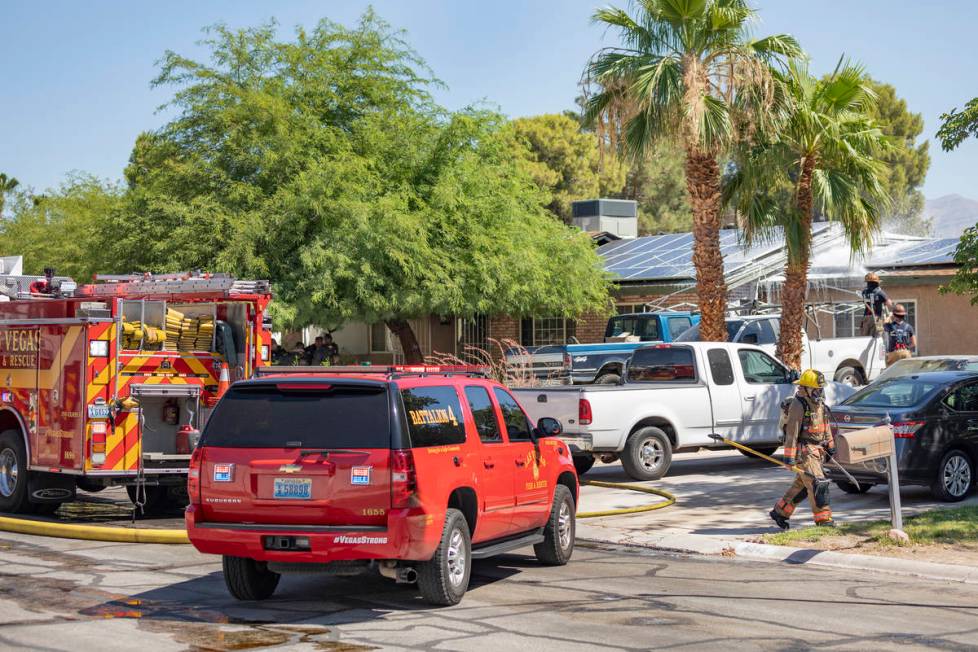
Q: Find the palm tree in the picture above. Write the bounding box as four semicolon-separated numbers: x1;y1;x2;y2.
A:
726;59;889;369
0;173;18;214
586;0;800;341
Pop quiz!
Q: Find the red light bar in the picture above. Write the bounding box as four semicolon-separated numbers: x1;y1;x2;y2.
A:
276;383;333;391
391;365;487;373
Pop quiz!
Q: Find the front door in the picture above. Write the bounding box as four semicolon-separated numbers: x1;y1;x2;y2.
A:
704;348;744;440
493;387;550;533
735;348;795;443
461;385;515;543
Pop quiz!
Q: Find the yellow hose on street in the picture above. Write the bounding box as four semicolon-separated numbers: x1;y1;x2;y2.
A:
0;515;189;544
577;479;676;518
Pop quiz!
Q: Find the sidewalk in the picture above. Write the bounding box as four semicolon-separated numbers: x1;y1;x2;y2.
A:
577;450;978;584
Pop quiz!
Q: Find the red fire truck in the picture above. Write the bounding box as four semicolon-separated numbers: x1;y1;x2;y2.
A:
0;271;271;515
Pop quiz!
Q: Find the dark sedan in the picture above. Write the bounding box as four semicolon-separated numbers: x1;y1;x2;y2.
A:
827;371;978;502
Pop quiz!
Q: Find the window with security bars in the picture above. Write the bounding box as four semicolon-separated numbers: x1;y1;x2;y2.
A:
615;303;649;314
456;315;488;359
520;317;576;346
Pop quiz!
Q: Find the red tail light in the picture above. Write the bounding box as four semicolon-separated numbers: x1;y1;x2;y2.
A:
579;398;593;426
187;447;203;504
391;449;417;508
891;421;924;439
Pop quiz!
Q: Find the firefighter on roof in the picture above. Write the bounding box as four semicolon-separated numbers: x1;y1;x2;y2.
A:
770;369;836;529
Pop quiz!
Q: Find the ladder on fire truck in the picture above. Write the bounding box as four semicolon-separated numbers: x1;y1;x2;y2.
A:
79;272;270;298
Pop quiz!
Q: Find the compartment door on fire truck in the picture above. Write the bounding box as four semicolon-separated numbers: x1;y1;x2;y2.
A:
35;325;85;469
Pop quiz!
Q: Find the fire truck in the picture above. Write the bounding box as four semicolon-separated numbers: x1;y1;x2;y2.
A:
0;269;271;515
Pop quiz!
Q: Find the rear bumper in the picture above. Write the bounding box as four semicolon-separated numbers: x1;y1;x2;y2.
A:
185;505;442;563
561;433;593;454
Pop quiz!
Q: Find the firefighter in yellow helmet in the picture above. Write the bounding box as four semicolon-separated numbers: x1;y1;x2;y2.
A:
770;369;836;529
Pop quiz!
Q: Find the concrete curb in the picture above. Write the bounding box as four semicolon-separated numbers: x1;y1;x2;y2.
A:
577;525;978;585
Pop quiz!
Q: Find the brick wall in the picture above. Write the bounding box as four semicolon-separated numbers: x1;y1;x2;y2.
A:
489;315;520;344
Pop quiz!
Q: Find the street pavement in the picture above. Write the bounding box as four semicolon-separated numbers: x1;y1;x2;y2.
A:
2;528;978;651
577;449;978;544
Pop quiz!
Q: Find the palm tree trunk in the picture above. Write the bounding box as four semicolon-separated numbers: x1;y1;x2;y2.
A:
386;319;424;364
684;151;728;341
776;157;816;369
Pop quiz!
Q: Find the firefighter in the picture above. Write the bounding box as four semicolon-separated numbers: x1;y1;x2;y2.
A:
770;369;836;529
884;303;916;366
859;272;891;336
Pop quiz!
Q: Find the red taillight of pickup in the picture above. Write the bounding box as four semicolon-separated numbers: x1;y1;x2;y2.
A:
579;398;593;426
891;421;925;439
391;449;417;508
187;447;203;504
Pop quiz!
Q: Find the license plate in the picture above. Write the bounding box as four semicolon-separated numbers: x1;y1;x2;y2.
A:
273;477;312;500
87;404;111;419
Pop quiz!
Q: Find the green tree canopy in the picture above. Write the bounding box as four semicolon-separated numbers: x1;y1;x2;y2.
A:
938;97;978;151
508;113;626;222
0;173;19;215
616;141;691;234
863;78;931;235
105;13;611;360
0;174;121;279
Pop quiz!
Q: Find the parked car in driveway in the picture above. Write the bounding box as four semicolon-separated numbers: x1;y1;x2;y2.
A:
875;356;978;382
827;371;978;502
186;365;579;606
513;342;855;479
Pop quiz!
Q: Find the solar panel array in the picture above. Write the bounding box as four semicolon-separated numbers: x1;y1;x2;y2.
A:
869;238;959;267
600;224;833;281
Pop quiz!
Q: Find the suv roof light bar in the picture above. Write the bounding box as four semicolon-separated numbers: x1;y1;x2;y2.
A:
256;364;490;379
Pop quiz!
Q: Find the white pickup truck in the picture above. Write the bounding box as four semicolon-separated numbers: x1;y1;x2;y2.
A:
512;342;856;481
674;314;886;386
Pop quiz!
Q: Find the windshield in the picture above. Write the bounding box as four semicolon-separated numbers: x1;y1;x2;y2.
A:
201;383;390;448
844;377;944;409
877;358;978;382
674;320;743;343
605;315;661;342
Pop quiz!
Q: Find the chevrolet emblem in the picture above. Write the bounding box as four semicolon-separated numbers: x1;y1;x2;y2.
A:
279;464;303;473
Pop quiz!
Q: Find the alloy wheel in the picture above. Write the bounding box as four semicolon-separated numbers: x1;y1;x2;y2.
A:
943;454;972;498
0;448;17;498
639;439;663;472
557;499;572;550
446;527;466;587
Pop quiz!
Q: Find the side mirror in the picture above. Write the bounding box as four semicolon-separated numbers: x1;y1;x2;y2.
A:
787;368;800;383
535;417;563;438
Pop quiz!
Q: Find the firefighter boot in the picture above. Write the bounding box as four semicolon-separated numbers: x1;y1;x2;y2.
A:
769;509;790;530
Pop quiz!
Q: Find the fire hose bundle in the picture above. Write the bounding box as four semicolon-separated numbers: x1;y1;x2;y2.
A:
121;321;166;350
120;308;215;352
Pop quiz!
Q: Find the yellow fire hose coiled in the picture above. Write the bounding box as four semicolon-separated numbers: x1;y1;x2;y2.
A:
577;480;676;518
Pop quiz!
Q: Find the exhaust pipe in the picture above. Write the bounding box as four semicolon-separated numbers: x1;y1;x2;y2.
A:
378;561;417;584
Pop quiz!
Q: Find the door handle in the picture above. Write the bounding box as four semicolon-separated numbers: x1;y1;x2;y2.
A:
483;461;495;469
744;396;756;401
515;459;526;467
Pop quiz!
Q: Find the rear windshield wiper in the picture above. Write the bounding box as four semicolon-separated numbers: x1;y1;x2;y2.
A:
283;443;362;457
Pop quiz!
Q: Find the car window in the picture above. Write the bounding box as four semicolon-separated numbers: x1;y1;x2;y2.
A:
605;315;661;342
201;384;389;448
943;382;978;412
707;348;735;385
845;378;944;408
737;349;790;384
627;346;696;383
740;320;777;346
464;386;503;443
675;320;743;343
667;317;691;340
401;386;466;447
493;388;533;441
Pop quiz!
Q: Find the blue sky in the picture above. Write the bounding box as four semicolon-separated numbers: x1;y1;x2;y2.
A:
2;1;975;199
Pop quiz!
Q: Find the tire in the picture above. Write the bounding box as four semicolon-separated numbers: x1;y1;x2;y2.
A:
931;449;974;502
738;446;779;459
835;479;874;494
417;508;471;606
594;373;621;385
0;429;31;514
534;485;575;566
620;427;673;481
76;479;107;493
573;455;595;476
222;556;281;601
834;366;864;387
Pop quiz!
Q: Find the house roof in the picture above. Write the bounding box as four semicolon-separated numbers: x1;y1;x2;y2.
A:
868;238;959;268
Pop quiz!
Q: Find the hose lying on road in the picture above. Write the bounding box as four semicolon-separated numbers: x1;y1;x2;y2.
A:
0;515;189;544
577;480;676;519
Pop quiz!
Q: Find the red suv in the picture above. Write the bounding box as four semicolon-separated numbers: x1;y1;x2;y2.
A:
185;366;579;606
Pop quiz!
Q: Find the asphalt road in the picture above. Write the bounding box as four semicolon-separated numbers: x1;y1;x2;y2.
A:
2;529;978;651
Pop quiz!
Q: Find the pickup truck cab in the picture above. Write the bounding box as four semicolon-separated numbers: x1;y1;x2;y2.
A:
185;365;579;606
506;311;699;385
514;343;855;480
675;314;885;386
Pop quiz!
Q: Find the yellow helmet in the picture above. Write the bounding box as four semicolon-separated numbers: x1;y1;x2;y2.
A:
795;368;826;388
